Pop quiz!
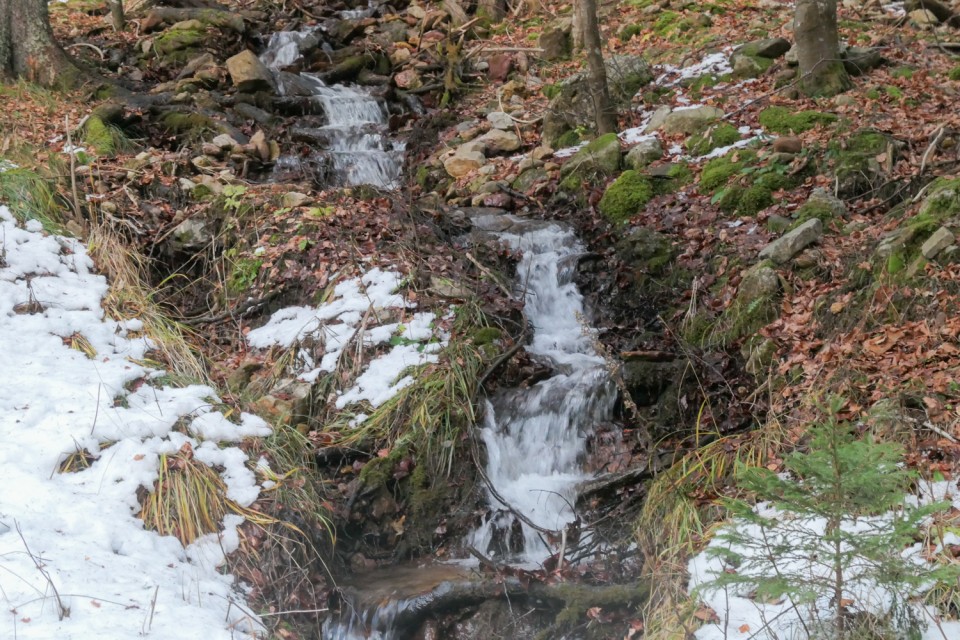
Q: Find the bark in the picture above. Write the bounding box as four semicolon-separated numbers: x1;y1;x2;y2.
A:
578;0;616;134
794;0;851;97
107;0;125;31
0;0;80;87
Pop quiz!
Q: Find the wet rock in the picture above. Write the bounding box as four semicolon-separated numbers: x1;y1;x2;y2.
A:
531;145;554;160
921;227;955;259
394;68;422;89
249;130;272;162
477;128;521;154
625;138;663;169
212;133;239;149
512;167;549;192
234;102;276;125
759;218;823;264
226;50;276;93
732;55;772;78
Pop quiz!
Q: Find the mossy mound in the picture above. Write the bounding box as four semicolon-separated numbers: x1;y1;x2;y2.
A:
699;149;757;191
159;112;216;140
684;261;783;348
154;28;205;56
599;170;654;224
874;178;960;276
652;162;693;195
832;129;898;199
758;106;837;134
686;122;741;156
559;133;622;192
81;116;130;156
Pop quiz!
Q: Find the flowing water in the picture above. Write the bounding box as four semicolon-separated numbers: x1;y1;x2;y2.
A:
468;214;616;564
260;30;405;188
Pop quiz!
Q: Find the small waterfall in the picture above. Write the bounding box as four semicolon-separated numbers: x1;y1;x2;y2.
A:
259;31;405;188
469;215;616;564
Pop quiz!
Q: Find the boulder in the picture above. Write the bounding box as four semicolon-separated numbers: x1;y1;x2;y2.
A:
759;219;823;264
487;54;514;82
625;137;663;169
487;111;513;130
169;216;214;253
908;8;939;24
226;50;277;93
733;37;792;59
659;106;725;135
477;129;521;154
559;133;621;184
842;46;883;76
394;68;422;89
538;19;572;61
543;55;652;145
444;142;487;178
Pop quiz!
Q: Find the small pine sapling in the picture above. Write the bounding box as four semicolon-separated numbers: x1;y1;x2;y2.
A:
699;397;958;639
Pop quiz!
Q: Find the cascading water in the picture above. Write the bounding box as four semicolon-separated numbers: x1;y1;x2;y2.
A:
259;30;405;188
469;214;616;564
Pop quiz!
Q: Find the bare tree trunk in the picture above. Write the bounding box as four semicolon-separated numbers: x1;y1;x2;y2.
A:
107;0;125;32
794;0;851;97
572;1;584;51
578;0;616;134
0;0;80;87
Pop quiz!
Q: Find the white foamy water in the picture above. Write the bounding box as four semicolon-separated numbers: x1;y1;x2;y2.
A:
260;34;405;188
468;215;616;564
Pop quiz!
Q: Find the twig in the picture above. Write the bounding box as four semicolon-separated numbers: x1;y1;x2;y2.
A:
477;330;526;387
16;522;68;620
65;42;106;60
920;126;945;176
64;117;82;222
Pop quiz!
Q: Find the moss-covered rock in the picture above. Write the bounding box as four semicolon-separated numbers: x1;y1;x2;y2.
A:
873;178;960;276
651;162;692;195
598;170;653;224
792;188;847;228
559;133;622;187
686;122;740;156
154;28;204;56
699;149;757;191
616;228;676;276
81;116;127;156
512;167;549;192
758;106;837;134
732;54;774;79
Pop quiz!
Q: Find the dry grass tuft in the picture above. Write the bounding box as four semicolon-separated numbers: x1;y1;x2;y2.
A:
86;223;207;384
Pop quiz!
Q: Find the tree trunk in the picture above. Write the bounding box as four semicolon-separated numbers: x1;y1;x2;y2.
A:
794;0;851;97
107;0;125;32
0;0;79;87
578;0;616;134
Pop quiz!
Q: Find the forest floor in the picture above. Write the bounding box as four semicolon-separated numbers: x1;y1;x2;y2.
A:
4;0;960;637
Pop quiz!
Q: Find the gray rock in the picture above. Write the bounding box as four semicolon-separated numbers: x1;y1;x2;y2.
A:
625;137;663;169
539;18;572;61
281;192;311;208
444;143;486;178
226;50;276;93
477;128;522;154
487;111;514;130
733;37;792;59
921;227;955;259
800;188;848;219
643;105;673;134
169;216;213;253
660;106;725;135
759;218;823;264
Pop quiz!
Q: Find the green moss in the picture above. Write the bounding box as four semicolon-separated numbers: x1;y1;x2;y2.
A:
81;116;130;156
472;327;502;345
554;129;581;149
154;29;204;56
159;112;215;140
717;184;745;212
738;183;775;215
653;11;681;35
866;87;881;100
685;263;781;347
619;24;643;41
699;149;757;191
653;162;693;195
543;83;561;100
686;122;740;156
949;66;960;81
599;170;653;224
227;254;263;294
891;67;914;79
885;85;903;99
758;106;837;134
793;199;839;227
845;130;888;154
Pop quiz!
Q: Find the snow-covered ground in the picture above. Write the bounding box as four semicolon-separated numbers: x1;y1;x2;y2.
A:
689;482;960;640
246;268;446;423
0;205;269;639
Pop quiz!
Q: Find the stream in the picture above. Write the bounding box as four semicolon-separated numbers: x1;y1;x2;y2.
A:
257;11;615;638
